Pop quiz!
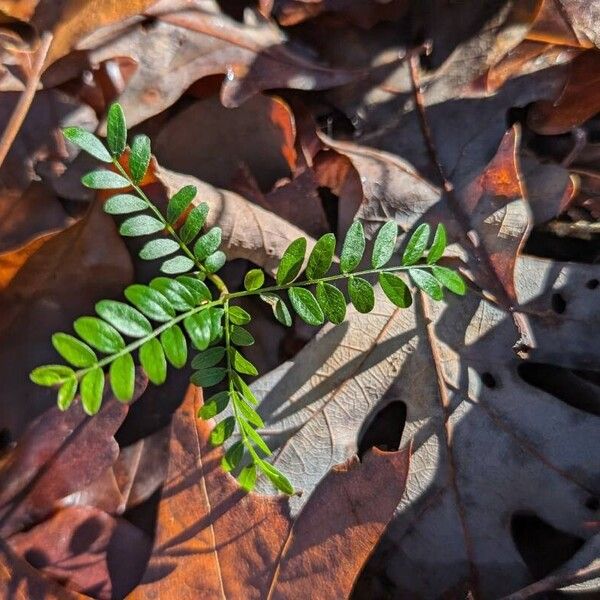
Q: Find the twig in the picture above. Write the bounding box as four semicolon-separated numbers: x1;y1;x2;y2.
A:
0;32;53;170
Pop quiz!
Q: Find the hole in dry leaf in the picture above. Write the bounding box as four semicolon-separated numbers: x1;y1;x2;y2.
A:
511;512;584;581
357;401;406;459
586;279;599;290
517;362;600;416
551;293;567;314
585;496;599;512
316;108;355;140
480;372;497;389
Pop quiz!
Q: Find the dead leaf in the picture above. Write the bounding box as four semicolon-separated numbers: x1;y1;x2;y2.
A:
129;386;410;599
555;0;600;48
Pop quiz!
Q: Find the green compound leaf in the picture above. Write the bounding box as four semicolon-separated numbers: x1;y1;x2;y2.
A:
348;276;375;314
316;281;346;325
96;300;152;337
241;420;271;455
379;272;412;308
427;223;447;264
258;461;294;495
109;353;135;402
276;237;306;285
107;102;126;156
180;203;209;244
209;308;224;343
402;223;430;266
230;325;254;346
160;256;194;275
233;372;258;406
57;378;78;411
82;170;129;190
306;233;335;280
234;392;263;427
30;365;75;387
184;310;212;350
81;368;104;416
124;284;174;322
198;390;230;419
191;346;226;370
191;367;227;388
231;348;258;376
260;293;292;327
204;250;226;274
210;416;235;446
119;215;164;237
228;306;251;325
432;265;466;295
139;238;180;260
160;325;187;368
176;276;211;304
139;338;167;385
222;441;244;472
129;134;151;183
341;220;365;273
288;287;324;326
51;333;97;368
74;318;125;354
104;194;148;215
372;221;398;268
167;186;197;224
63;127;111;163
244;269;264;292
193;227;222;261
150;277;194;311
238;463;256;492
409;268;443;300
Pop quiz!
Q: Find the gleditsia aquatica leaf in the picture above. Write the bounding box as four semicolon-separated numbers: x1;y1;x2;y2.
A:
209;416;235;446
139;238;180;260
348;277;375;314
63;127;111;163
409;268;443;300
30;365;75;387
371;221;398;268
204;250;226;273
191;346;226;370
427;223;447;264
150;278;194;311
103;194;148;215
109;353;135;402
176;276;211;304
316;281;346;324
288;287;324;326
184;311;212;351
160;325;188;369
230;326;254;346
95;300;153;337
124;284;175;322
276;237;306;285
51;333;96;368
107;102;127;157
340;221;365;273
228;306;251;325
167;186;198;224
432;265;467;295
193;227;222;261
191;367;227;388
160;256;194;275
139;338;167;385
74;317;125;354
180;204;209;244
57;378;77;410
198;391;230;419
231;349;258;376
82;170;130;190
306;233;335;280
80;368;105;416
378;272;412;308
119;215;165;237
402;223;430;266
129;134;151;183
244;269;264;291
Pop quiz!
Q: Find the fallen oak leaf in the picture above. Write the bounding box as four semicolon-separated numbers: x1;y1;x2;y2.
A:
128;386;410;599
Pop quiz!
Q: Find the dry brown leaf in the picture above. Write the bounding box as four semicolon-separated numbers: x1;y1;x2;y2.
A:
556;0;600;48
128;386;410;599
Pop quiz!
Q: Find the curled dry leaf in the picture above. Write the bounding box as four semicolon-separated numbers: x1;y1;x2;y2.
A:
129;386;410;599
250;254;600;597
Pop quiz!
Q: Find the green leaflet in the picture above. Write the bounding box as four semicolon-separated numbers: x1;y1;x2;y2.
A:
82;170;129;189
198;390;230;419
96;300;152;337
348;276;375;314
372;221;398;268
230;326;254;346
232;372;258;406
180;203;209;243
140;338;167;385
288;287;324;326
124;284;175;322
184;310;212;350
260;293;292;327
81;368;104;415
277;238;306;285
231;348;258;376
240;420;271;455
432;265;467;295
306;233;335;280
63;127;112;162
222;441;244;472
160;256;194;275
379;272;412;308
160;325;188;368
340;221;365;273
52;333;97;368
402;223;430;266
193;227;222;261
191;367;227;387
233;391;263;427
30;365;75;386
409;268;443;300
104;194;148;215
139;238;180;260
150;277;195;311
57;378;78;411
238;464;256;492
107;102;126;156
167;186;198;224
129;134;151;183
427;223;447;264
176;276;211;304
316;281;346;325
258;461;294;495
210;416;235;446
191;346;226;370
244;269;264;292
204;251;226;274
229;306;251;325
120;215;164;237
109;353;135;402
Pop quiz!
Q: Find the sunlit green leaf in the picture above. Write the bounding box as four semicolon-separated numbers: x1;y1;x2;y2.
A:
379;272;412;308
57;378;77;411
139;338;167;385
210;416;235;446
258;461;294;494
244;269;264;292
427;223;447;264
180;203;209;243
107;102;126;156
260;293;292;327
233;372;259;406
104;194;148;215
193;227;222;261
184;310;212;350
191;346;225;370
432;265;466;295
52;333;97;368
198;390;230;419
95;300;152;337
222;441;244;472
176;276;211;304
204;250;226;273
306;233;335;280
209;308;224;343
63;127;111;162
167;186;198;224
409;268;443;300
109;353;135;402
230;325;254;346
81;368;104;415
231;348;258;376
30;365;75;387
348;276;375;313
160;325;187;368
233;391;263;427
160;255;194;274
228;306;251;325
276;238;306;285
372;221;398;268
129;134;151;183
316;281;346;324
124;284;174;322
119;215;164;237
402;223;430;266
288;287;324;326
150;277;194;311
237;463;256;492
82;170;129;189
340;221;365;273
240;420;271;455
139;238;180;260
191;367;227;387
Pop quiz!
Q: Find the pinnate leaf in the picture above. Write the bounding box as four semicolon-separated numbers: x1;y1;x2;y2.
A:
379;272;412;308
204;250;226;273
52;333;97;368
180;203;209;243
140;338;167;385
124;284;175;322
229;306;251;325
277;238;306;285
80;368;104;415
409;268;443;300
191;346;226;370
184;310;212;350
110;353;135;402
432;265;466;295
402;223;430;266
258;461;294;494
104;194;148;214
427;223;447;264
176;276;211;304
222;441;244;472
139;238;180;260
306;233;335;280
372;221;398;268
167;186;197;224
348;277;375;313
160;255;194;274
231;348;258;376
129;134;151;183
316;281;346;324
160;325;188;368
120;215;164;237
230;325;254;346
341;221;365;273
288;287;324;326
96;300;152;337
150;277;194;311
191;367;227;387
237;463;256;492
107;102;126;156
244;269;264;291
57;378;77;410
193;227;222;261
30;365;75;386
198;391;230;419
260;293;292;327
63;127;111;162
82;170;129;189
